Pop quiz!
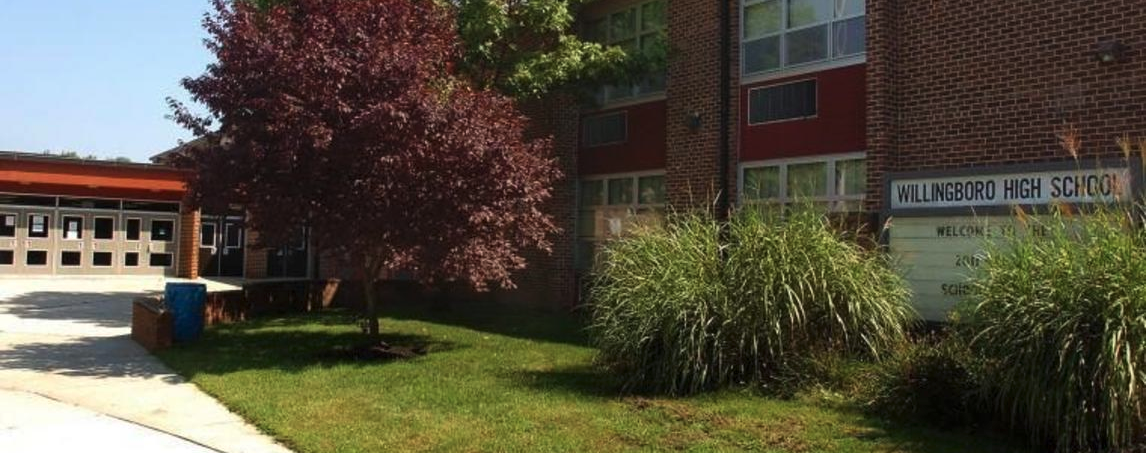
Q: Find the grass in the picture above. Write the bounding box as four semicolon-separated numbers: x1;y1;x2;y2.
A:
158;301;1026;453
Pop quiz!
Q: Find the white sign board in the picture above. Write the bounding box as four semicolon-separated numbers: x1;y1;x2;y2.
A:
891;167;1130;210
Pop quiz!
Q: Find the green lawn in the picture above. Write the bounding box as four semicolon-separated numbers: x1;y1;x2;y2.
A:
157;301;1025;453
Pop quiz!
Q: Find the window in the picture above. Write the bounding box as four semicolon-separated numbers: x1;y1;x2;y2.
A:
93;252;113;267
741;153;866;210
200;223;216;247
584;0;667;103
748;79;816;124
0;250;12;265
61;216;83;240
125;218;141;241
224;223;242;248
577;173;666;270
125;252;139;267
149;253;173;268
582;112;628;147
151;220;174;242
28;214;49;238
0;214;14;237
26;250;48;266
123;200;179;213
59;197;120;210
742;0;865;76
94;217;114;240
61;251;81;267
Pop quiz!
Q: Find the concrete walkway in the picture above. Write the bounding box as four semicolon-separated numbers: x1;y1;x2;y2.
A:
0;277;293;453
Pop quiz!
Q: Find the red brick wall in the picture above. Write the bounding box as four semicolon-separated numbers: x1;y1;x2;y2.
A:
740;65;867;162
665;0;740;207
868;0;1146;210
177;208;200;279
244;229;268;279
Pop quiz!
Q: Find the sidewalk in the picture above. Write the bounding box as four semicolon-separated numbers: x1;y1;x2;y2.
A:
0;278;292;453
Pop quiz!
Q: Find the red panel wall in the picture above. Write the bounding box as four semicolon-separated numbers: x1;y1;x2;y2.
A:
0;158;187;201
578;100;667;175
739;64;867;162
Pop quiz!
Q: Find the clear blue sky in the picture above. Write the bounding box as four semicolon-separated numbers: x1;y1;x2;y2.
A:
0;1;214;162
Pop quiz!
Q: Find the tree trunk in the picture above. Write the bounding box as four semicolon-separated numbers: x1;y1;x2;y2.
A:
362;268;380;339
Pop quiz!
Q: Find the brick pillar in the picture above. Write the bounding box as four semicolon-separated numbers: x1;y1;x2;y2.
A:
666;0;739;209
502;95;579;308
244;228;268;279
865;0;898;213
177;208;200;279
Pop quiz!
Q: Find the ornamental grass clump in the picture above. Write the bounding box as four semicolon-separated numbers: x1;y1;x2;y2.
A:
968;205;1146;452
588;206;915;395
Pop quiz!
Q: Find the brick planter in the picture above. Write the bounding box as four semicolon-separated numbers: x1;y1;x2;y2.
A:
132;296;173;352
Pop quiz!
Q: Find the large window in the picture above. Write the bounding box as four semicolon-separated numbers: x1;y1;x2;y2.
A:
748;79;817;124
741;153;865;211
742;0;865;76
582;111;628;147
583;0;667;104
577;173;666;269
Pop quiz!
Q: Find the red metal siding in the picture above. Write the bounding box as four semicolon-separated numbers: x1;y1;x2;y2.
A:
0;158;187;200
578;100;668;175
739;64;867;162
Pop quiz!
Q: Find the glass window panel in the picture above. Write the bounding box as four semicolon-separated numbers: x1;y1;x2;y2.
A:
151;220;174;242
607;178;634;205
124;252;139;267
26;250;48;266
149;253;173;268
749;80;817;123
637;176;666;204
62;216;83;240
0;250;12;265
125;218;141;241
744;166;782;200
577;210;601;237
835;158;866;196
833;16;866;57
641;0;666;31
94;217;114;240
92;252;113;267
225;224;242;248
610;9;637;41
200;223;216;247
786;24;828;65
744;0;782;39
61;251;81;267
28;215;49;238
743;36;781;74
787;162;828;198
606;83;634;101
580;180;605;206
0;214;14;237
583;18;608;43
788;0;833;27
835;0;864;17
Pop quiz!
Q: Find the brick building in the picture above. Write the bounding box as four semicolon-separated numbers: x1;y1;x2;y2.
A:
512;0;1146;319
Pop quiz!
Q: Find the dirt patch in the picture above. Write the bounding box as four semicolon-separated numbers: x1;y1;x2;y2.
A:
319;341;428;361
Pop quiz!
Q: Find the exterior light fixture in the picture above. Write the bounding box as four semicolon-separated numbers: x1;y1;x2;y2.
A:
1094;40;1128;64
685;111;702;131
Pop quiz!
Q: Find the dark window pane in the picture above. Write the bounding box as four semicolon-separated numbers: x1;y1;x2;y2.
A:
200;224;216;247
126;218;141;241
0;250;12;265
93;252;112;267
0;194;55;207
28;215;49;238
123;201;180;213
833;16;865;57
787;24;828;65
151;220;174;242
749;80;817;123
149;253;173;267
26;250;48;266
61;251;81;267
94;217;114;240
125;252;139;267
743;36;781;74
0;214;14;237
224;223;242;248
58;197;120;210
582;112;627;147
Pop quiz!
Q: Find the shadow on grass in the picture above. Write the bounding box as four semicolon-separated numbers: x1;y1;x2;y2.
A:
158;312;463;379
379;299;591;347
505;364;624;398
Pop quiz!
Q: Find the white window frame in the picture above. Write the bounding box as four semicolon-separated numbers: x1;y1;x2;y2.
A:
582;111;629;148
200;222;217;248
738;152;866;209
746;78;819;126
583;0;667;106
740;0;866;84
27;213;50;239
60;215;84;241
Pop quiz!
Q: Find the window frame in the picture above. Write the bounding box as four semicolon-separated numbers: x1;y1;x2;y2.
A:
60;215;84;241
125;217;142;242
93;216;115;241
0;212;15;238
150;219;175;243
738;152;867;210
740;0;866;82
576;170;667;270
583;0;668;105
582;110;629;148
746;78;819;125
27;213;50;239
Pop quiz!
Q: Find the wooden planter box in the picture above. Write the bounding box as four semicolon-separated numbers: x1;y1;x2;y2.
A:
132;296;173;352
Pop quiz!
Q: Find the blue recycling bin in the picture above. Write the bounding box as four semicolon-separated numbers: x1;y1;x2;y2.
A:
165;282;207;343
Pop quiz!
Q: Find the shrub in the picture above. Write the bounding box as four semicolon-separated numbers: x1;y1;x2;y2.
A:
967;205;1146;452
588;206;916;395
860;329;984;428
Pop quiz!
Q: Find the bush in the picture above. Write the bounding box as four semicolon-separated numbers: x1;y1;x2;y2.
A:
967;206;1146;452
588;207;916;395
860;329;984;428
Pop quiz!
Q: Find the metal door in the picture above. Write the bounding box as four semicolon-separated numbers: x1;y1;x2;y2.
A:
144;215;179;276
0;210;16;274
121;216;147;275
55;211;90;275
89;214;119;274
219;218;244;277
20;210;55;274
198;219;221;277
